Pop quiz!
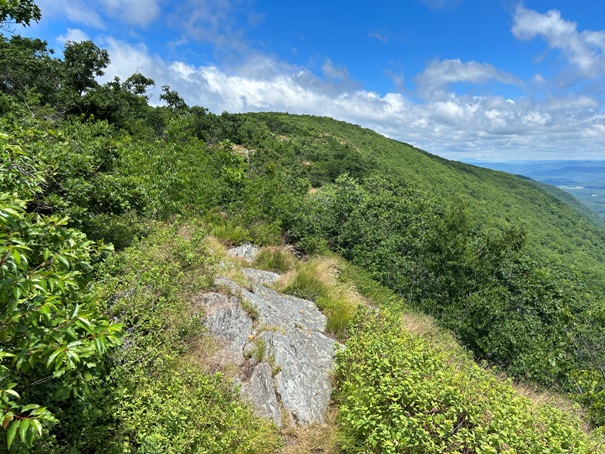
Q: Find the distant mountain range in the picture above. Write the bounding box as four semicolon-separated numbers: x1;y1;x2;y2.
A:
466;159;605;219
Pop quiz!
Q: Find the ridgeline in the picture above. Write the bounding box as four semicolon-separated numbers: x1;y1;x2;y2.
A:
2;3;605;451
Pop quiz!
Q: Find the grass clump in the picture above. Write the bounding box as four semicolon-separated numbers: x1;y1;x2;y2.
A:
277;257;363;339
253;245;297;273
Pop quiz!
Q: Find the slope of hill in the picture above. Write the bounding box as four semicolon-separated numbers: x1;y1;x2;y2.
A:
470;159;605;222
246;113;605;284
4;21;605;450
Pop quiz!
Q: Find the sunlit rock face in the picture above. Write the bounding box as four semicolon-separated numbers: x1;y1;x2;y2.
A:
195;247;340;426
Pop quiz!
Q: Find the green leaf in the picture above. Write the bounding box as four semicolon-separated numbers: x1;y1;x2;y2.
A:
31;419;42;437
71;303;80;319
6;420;19;449
19;418;30;444
5;389;20;399
11;249;21;265
46;348;63;368
20;404;40;412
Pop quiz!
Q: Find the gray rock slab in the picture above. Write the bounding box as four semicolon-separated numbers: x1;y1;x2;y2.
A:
206;274;339;427
216;277;326;332
252;285;327;332
241;362;281;426
241;268;281;286
259;328;337;425
227;244;259;263
214;276;242;295
196;292;252;364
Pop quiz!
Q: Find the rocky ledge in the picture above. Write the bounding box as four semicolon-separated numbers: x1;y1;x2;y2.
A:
193;245;340;427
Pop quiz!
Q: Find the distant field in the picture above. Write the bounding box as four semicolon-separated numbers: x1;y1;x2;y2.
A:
562;187;605;218
468;160;605;220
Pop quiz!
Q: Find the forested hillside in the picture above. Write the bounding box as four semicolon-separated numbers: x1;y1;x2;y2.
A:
2;2;605;452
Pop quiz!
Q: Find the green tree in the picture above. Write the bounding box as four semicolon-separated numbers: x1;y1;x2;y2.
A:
0;36;60;104
62;40;109;97
160;85;188;110
0;0;41;33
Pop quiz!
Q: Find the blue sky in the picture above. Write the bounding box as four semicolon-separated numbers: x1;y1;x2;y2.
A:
21;0;605;161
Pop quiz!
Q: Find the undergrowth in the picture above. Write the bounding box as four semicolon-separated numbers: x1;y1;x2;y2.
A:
336;308;604;453
33;221;281;452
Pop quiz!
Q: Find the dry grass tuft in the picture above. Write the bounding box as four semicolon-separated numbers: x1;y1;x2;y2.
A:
512;380;591;431
202;235;230;259
280;409;341;454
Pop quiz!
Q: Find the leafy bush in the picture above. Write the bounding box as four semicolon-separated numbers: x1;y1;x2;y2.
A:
0;133;122;450
34;221;281;452
336;310;602;453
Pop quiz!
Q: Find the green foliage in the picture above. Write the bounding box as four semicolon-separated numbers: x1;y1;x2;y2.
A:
33;221;281;452
0;36;60;105
0;0;41;31
336;310;602;453
112;366;280;453
2;18;605;448
0;133;122;450
290;172;605;424
62;40;109;97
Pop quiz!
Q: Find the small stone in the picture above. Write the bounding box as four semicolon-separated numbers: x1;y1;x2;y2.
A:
227;244;260;263
243;342;256;359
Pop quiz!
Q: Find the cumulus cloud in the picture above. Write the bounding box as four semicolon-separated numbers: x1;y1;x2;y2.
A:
512;4;605;77
97;37;605;161
415;59;519;98
322;59;349;80
168;0;254;50
57;28;90;44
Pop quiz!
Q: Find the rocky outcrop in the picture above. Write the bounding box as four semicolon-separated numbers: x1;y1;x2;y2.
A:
196;247;340;426
227;244;259;263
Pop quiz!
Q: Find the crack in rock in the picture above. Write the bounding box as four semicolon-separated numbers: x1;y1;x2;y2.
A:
199;266;340;427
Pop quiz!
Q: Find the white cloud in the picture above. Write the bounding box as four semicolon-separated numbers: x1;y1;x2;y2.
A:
99;0;160;27
168;0;250;50
512;4;605;77
415;59;519;98
37;0;105;28
37;0;160;29
57;28;90;44
97;37;605;161
322;59;349;80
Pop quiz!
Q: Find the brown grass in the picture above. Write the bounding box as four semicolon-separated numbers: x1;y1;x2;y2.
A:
279;409;341;454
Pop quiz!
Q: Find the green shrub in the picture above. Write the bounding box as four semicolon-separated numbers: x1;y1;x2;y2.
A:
28;221;281;452
336;310;602;453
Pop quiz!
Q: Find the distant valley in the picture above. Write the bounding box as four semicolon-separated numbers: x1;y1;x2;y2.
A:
468;160;605;220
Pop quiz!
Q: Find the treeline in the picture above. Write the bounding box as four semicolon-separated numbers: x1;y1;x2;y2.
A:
2;1;605;451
